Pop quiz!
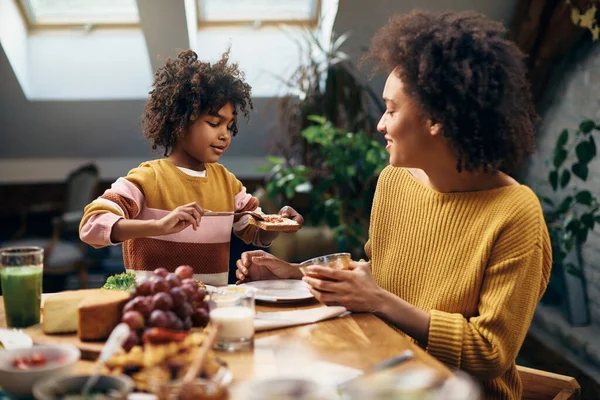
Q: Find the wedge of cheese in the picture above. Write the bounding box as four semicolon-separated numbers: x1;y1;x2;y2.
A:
42;289;130;341
77;290;130;341
42;289;99;334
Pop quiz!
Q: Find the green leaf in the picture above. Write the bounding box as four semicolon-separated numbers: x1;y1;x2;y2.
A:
590;135;597;157
557;129;569;148
256;164;273;173
346;166;356;177
553;148;568;168
565;218;580;233
575;190;593;205
582;213;595;230
103;272;137;291
565;263;584;279
541;196;554;206
579;119;596;134
306;115;327;125
557;196;574;214
594;215;600;223
572;163;589;180
577;228;589;244
267;155;283;165
549;170;558;191
575;141;595;164
560;169;571;188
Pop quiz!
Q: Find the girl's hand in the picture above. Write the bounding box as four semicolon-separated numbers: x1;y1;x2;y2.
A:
155;202;204;235
301;261;384;313
279;206;304;226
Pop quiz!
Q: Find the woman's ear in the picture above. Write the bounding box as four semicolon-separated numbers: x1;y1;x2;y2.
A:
430;122;442;137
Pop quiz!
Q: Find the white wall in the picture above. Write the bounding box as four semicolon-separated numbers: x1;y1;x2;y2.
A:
0;0;29;95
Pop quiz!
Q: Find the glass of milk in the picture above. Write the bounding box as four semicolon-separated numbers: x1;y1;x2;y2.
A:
208;287;255;351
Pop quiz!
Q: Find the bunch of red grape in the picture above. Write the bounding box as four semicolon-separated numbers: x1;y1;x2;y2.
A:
120;265;209;350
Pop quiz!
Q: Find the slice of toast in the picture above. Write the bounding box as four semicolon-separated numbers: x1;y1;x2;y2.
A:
248;215;301;232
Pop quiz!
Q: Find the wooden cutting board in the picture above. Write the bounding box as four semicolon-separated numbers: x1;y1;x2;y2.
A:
22;324;103;360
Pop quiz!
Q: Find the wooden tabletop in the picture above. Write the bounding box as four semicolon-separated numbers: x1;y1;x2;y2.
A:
0;296;450;391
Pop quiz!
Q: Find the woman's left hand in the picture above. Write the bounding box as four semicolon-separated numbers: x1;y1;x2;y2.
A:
301;261;384;313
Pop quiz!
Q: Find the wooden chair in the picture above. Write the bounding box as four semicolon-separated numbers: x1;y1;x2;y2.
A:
2;164;99;291
518;365;581;400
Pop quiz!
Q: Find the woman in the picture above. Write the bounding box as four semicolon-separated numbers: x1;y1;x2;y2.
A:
236;10;550;399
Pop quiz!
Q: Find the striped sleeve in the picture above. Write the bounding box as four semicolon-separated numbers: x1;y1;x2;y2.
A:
79;164;155;248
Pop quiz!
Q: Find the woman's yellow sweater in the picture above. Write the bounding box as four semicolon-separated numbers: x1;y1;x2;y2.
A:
367;167;551;400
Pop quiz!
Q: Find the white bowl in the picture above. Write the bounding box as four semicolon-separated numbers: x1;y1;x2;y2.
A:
0;344;80;397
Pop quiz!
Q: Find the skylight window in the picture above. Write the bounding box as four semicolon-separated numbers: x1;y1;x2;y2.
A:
198;0;319;27
19;0;139;27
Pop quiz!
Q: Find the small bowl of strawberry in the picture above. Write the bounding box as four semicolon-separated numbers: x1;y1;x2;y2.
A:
0;344;80;397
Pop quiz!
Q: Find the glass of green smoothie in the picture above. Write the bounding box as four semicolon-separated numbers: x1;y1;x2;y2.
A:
0;247;43;328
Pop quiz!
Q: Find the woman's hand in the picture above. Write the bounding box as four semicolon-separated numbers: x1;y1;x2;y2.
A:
301;261;384;313
155;202;203;235
235;250;302;284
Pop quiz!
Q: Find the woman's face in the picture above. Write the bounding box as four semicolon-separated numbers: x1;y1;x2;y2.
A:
377;69;437;168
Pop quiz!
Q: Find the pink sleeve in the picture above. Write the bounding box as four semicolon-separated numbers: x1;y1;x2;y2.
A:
79;213;124;248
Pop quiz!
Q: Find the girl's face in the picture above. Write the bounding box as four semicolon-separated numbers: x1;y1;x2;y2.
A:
177;102;235;167
377;69;438;168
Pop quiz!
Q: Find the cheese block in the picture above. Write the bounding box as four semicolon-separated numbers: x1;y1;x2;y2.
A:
42;289;101;334
42;289;130;341
77;290;130;341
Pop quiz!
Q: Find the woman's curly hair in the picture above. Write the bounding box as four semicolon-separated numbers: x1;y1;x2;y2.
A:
142;49;253;156
365;10;538;173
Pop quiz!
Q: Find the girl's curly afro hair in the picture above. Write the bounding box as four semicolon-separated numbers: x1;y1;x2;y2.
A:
365;10;538;173
142;49;253;156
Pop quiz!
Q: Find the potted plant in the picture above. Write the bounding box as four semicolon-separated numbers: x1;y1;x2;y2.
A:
261;117;388;258
260;26;386;259
539;119;600;326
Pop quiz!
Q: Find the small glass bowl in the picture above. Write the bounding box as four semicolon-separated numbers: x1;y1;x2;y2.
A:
298;253;352;276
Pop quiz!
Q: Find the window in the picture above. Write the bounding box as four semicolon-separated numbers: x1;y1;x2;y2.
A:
18;0;139;28
197;0;319;27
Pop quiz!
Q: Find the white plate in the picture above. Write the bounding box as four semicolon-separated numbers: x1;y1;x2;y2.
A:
0;329;33;350
238;280;314;302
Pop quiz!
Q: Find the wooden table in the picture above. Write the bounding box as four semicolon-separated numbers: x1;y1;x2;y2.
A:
1;297;450;392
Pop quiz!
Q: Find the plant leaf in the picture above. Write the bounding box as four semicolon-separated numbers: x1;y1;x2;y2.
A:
576;141;595;163
266;155;283;165
575;190;593;205
306;115;326;125
557;129;569;148
541;196;554;206
572;163;589;180
557;196;574;214
560;169;571;188
566;263;584;279
553;148;568;168
577;228;589;244
579;119;596;134
549;170;558;191
582;213;595;230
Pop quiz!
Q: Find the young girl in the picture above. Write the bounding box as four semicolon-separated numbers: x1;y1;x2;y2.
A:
80;50;302;286
236;11;550;399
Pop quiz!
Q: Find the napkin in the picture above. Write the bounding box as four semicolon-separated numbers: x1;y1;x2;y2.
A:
254;306;347;331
